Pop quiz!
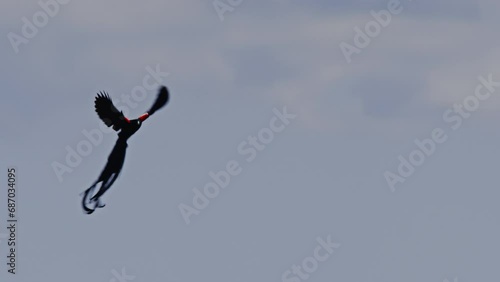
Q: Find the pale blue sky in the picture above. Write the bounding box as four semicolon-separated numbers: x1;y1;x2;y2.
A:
1;1;500;281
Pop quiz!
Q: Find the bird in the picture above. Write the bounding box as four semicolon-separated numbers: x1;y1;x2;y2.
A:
81;86;170;214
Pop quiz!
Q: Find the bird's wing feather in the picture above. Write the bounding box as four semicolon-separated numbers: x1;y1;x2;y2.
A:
94;92;127;131
147;86;169;116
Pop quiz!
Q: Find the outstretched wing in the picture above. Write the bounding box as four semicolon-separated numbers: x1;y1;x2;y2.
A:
148;86;169;116
138;86;170;121
95;92;128;131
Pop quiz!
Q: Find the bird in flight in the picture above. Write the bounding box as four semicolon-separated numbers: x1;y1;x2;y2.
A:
81;86;170;214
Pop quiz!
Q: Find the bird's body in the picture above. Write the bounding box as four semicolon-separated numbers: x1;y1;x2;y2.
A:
81;86;169;214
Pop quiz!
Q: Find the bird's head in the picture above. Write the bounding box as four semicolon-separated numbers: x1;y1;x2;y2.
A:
129;113;149;130
119;117;143;139
130;118;142;129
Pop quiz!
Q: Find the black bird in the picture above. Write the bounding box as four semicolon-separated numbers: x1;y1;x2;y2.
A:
81;86;170;214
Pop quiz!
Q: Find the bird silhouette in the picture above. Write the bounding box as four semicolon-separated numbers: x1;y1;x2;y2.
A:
81;86;170;214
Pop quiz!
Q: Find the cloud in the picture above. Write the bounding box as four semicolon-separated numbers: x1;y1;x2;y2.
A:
4;0;500;134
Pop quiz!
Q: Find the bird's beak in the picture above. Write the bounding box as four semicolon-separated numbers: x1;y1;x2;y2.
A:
139;113;149;122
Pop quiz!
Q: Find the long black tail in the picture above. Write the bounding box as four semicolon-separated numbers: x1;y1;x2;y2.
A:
81;173;119;214
81;182;99;214
81;138;127;214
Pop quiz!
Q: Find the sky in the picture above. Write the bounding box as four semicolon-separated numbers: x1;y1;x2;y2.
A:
1;0;500;281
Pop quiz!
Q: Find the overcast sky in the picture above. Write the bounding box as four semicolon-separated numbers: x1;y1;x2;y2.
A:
1;0;500;281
